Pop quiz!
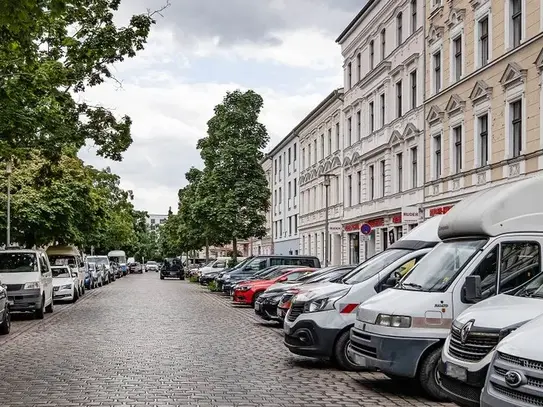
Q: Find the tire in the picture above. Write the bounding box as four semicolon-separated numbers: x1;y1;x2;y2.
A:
160;275;164;280
252;291;263;307
81;284;85;295
72;289;78;303
35;296;45;319
333;330;364;371
45;296;54;313
418;347;450;401
0;304;11;335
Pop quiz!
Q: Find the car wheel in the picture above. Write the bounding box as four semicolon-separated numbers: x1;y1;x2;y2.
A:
252;291;263;307
35;296;45;319
418;347;450;401
0;304;10;335
81;284;85;295
72;289;78;303
45;296;54;313
333;330;364;371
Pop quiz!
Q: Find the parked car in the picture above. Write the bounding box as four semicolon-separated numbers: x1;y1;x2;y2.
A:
129;262;143;274
47;245;85;296
52;265;78;303
145;261;159;272
160;258;184;280
0;280;10;335
0;248;54;319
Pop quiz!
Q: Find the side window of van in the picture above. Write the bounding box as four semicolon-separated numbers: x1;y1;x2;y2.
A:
499;242;541;293
248;259;267;271
270;258;284;266
471;246;499;300
39;255;48;274
298;258;316;267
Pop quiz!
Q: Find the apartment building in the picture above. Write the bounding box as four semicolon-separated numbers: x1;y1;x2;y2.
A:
298;89;344;266
270;132;300;255
336;0;426;264
254;156;273;255
423;0;543;216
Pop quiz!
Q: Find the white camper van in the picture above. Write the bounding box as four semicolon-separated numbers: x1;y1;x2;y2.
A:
348;176;543;400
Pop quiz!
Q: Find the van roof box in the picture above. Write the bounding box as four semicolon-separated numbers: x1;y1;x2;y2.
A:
438;176;543;240
391;215;443;250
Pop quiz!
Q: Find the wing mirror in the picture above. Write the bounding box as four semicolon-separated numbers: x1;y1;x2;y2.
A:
464;275;482;303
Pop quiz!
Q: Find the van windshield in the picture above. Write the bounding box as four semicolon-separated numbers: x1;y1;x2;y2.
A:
87;257;109;266
343;249;412;285
514;272;543;298
400;239;487;292
0;253;38;273
49;255;77;267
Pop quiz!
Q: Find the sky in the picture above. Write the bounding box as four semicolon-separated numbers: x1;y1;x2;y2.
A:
79;0;362;214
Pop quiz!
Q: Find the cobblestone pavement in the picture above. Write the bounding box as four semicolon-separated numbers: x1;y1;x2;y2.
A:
0;273;454;407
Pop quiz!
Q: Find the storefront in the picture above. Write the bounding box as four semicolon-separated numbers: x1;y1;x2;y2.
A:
425;204;454;218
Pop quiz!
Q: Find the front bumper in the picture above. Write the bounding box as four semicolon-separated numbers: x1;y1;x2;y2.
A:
161;270;183;279
283;317;340;358
436;360;487;407
233;290;253;305
348;326;440;377
7;289;41;312
254;296;281;320
53;288;74;300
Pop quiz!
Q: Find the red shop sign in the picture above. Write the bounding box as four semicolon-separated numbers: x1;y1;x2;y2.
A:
345;223;360;232
429;205;453;217
367;218;385;228
391;214;402;224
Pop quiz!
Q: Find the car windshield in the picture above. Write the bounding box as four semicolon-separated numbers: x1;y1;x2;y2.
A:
399;239;487;292
49;255;77;267
52;267;71;278
307;267;353;284
343;249;412;285
264;267;299;280
88;264;96;271
86;257;109;266
251;266;280;279
0;252;38;273
513;271;543;298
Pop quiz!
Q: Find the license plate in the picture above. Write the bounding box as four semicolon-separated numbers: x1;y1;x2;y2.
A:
170;272;177;276
255;303;261;311
446;362;467;382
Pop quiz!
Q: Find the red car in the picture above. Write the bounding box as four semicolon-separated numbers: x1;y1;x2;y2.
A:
233;267;317;306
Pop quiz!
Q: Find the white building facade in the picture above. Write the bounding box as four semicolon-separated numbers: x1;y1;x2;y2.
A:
337;0;426;264
147;214;168;232
270;132;300;255
298;89;345;266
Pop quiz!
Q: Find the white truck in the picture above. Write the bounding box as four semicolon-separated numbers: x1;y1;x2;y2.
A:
284;215;442;370
348;175;543;400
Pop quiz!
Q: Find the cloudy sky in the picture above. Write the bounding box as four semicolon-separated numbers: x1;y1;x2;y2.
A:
79;0;362;214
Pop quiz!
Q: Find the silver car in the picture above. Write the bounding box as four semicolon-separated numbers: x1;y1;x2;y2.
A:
0;281;11;335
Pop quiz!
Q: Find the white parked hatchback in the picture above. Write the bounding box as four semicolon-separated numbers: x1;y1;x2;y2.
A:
52;265;78;303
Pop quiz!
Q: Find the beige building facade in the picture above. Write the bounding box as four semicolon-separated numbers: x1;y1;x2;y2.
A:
424;0;543;216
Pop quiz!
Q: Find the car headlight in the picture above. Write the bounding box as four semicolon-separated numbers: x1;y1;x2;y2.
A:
61;284;72;290
24;282;40;290
236;286;251;292
375;314;412;328
303;289;349;313
499;321;528;342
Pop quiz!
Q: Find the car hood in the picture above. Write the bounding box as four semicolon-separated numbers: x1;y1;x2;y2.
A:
238;279;275;288
53;277;74;286
497;313;543;360
0;271;40;285
456;294;543;330
265;282;301;293
293;281;349;302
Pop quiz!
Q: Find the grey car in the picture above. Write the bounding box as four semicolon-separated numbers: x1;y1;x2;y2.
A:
0;281;10;335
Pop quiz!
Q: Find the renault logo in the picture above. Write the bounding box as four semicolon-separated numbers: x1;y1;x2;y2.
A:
504;370;524;388
460;319;475;344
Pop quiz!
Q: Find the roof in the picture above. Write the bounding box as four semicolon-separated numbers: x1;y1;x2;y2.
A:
390;215;442;250
336;0;377;44
268;88;344;157
46;245;80;255
438;176;543;240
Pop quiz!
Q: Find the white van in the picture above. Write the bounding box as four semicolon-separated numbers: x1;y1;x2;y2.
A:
437;259;543;405
349;176;543;400
46;245;85;296
0;249;54;319
283;216;442;370
480;313;543;406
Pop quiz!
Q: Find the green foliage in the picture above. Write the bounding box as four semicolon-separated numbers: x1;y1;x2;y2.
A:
207;280;220;292
189;275;199;283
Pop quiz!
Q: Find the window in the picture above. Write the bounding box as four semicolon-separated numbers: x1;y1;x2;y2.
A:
410;70;417;109
411;0;417;33
511;100;522;157
396;81;402;118
397;13;403;45
301;148;305;169
453;36;462;81
357;53;361;82
511;0;522;48
369;102;374;132
381;29;386;59
294;178;297;197
499;242;541;293
479;114;489;166
397;153;403;192
348;62;352;88
288;181;291;200
327;129;332;156
453;125;462;173
293;143;297;163
320;134;324;160
357;110;361;141
289;216;292;236
313;140;317;164
411;147;418;188
308;147;312;166
347;117;352;146
278;187;282;204
279;220;283;236
380;93;385;127
294;215;298;232
279;156;282;180
274;159;277;179
433;51;441;93
369;40;374;69
369;165;375;199
479;17;489;66
380;160;386;196
335;123;340;151
434;135;442;178
357;170;362;204
288;147;291;165
347;175;352;206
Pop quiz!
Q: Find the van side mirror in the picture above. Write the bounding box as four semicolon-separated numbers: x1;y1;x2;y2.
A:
464;275;482;303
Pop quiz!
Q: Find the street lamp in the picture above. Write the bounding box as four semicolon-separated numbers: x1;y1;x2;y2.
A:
6;160;12;247
323;173;337;267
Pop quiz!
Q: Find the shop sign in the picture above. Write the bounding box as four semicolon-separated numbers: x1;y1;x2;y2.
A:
428;205;453;217
402;206;420;223
391;214;402;224
367;218;385;228
344;223;360;232
329;223;342;234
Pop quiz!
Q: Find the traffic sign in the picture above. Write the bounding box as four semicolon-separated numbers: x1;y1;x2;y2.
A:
360;223;372;235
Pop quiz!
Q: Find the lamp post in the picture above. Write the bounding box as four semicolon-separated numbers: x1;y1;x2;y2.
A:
6;160;12;247
323;173;337;267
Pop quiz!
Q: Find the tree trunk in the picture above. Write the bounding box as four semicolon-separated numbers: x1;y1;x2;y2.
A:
232;237;238;264
205;238;209;263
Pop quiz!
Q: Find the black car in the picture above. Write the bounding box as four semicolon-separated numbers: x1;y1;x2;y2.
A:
160;258;184;280
254;265;355;322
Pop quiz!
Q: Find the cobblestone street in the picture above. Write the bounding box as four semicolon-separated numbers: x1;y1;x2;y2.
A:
0;273;452;407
